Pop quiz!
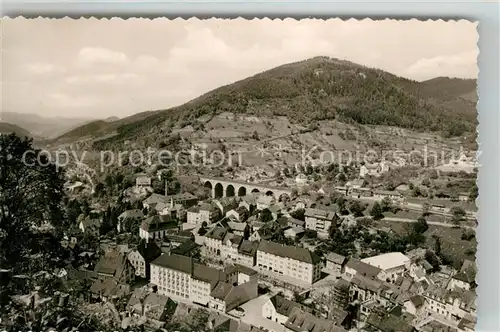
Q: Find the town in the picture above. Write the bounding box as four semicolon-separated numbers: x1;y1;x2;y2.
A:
6;154;476;332
0;18;480;332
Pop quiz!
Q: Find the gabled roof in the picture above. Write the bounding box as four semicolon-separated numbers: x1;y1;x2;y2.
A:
210;281;234;300
136;241;163;263
119;209;144;221
270;294;302;317
143;193;169;206
345;258;382;279
238;240;258;257
326;253;347;265
94;250;129;278
227;222;248;232
192;263;224;288
140;215;177;232
361;252;410;272
206;226;228;241
170;240;200;256
285;307;346;332
258;241;321;264
409;295;425;308
304;208;337;220
150;254;193;275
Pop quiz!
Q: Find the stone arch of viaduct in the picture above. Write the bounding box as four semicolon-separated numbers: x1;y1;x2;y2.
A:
200;177;293;201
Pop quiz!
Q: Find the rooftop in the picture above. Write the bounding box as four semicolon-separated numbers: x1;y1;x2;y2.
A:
150;253;193;275
258;240;321;264
326;253;347;265
304;208;337;220
345;258;382;279
361;252;410;271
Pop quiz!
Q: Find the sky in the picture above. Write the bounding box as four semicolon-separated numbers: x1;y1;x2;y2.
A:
1;18;478;119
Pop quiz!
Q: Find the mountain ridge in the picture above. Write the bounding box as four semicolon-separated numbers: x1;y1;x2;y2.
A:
47;56;477;148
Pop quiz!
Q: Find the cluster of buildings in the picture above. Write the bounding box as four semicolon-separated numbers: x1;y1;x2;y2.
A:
69;174;476;332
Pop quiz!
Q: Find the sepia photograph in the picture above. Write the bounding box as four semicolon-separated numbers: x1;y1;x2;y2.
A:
0;18;478;332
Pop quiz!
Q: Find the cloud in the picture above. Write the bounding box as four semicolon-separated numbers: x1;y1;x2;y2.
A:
65;73;139;85
404;50;478;81
3;19;478;118
25;62;65;75
77;47;129;66
47;92;98;109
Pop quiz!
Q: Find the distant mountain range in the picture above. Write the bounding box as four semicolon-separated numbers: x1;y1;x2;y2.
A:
30;56;478;147
1;112;98;140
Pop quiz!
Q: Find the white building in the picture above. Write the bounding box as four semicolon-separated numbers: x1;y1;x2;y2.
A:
256;240;322;285
361;252;410;283
304;208;338;236
186;203;218;226
262;294;303;324
204;227;228;256
150;254;257;312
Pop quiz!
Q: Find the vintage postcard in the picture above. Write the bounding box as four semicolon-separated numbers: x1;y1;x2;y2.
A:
0;18;478;331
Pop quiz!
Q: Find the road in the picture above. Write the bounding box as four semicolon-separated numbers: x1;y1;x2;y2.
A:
382;217;475;230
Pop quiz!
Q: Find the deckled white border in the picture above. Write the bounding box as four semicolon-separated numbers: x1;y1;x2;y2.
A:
1;3;499;331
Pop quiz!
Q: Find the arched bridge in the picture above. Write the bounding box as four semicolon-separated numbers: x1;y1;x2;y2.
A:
200;176;293;200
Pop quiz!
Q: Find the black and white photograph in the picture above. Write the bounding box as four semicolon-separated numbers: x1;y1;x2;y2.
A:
1;18;478;332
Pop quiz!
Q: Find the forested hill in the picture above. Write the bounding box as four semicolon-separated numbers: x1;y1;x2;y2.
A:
0;122;32;138
52;56;477;147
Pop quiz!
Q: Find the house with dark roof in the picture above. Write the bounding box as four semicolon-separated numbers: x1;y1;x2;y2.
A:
364;309;416;332
256;241;322;285
221;233;244;262
128;241;162;279
403;295;425;316
236;240;259;267
344;258;382;281
94;250;134;283
226;206;250;223
90;278;131;302
284;307;347;332
139;215;178;243
448;260;476;291
326;253;347;274
170;239;200;258
262;294;305;324
208;276;258;313
205;226;228;256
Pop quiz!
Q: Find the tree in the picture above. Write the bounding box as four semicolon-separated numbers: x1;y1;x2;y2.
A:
422;202;431;216
260;209;273;223
414;216;429;234
380;197;392;212
0;134;67;272
469;184;478;201
370;202;384;220
434;236;442;256
290;208;305;221
450;206;466;226
349;200;366;217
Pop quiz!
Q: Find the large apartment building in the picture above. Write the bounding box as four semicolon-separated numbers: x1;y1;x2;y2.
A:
256;241;322;285
150;254;257;312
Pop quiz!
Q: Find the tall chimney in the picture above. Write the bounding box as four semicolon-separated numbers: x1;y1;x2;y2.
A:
165;178;168;197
